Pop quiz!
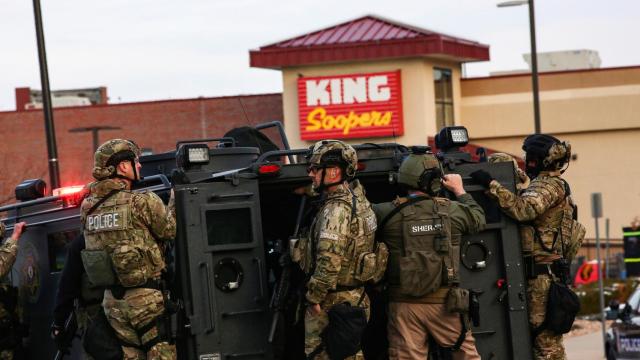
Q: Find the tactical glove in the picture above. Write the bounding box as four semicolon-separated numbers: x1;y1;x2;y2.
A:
470;170;494;188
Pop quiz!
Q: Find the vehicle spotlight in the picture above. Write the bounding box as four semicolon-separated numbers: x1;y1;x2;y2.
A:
177;143;210;169
435;126;469;152
15;179;47;201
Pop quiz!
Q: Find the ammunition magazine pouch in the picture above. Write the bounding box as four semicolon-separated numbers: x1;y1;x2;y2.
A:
353;241;389;284
81;249;117;287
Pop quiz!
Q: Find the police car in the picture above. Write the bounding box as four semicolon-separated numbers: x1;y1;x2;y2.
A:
606;286;640;360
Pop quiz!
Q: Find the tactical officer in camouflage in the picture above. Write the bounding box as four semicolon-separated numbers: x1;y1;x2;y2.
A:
0;221;26;360
471;134;579;360
373;149;485;360
80;139;176;360
295;140;377;360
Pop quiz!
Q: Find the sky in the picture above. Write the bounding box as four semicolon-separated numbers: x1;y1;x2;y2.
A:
0;0;637;111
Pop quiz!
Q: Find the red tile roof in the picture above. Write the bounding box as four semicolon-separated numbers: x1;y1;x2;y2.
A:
250;15;489;69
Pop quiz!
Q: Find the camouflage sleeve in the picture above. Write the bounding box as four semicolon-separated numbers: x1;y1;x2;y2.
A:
134;191;177;242
0;238;19;276
486;178;565;222
449;193;486;235
306;201;352;304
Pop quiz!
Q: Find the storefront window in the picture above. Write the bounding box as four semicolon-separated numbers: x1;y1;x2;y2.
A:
434;68;454;130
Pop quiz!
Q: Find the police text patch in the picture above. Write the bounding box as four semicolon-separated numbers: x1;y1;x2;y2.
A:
86;211;125;232
408;222;442;235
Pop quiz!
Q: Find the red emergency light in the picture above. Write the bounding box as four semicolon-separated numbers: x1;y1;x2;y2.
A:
53;185;87;207
53;185;85;197
258;164;281;176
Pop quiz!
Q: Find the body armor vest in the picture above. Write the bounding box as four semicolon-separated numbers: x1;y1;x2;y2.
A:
294;182;379;287
524;176;583;262
82;191;165;288
386;196;456;297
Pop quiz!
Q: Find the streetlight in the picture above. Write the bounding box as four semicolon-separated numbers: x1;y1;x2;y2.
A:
69;126;122;151
32;0;61;188
497;0;541;134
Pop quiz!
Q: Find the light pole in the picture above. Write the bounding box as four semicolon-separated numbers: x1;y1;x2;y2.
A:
498;0;541;134
33;0;61;188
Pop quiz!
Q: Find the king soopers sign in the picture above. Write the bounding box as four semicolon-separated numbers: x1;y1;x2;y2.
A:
297;71;404;140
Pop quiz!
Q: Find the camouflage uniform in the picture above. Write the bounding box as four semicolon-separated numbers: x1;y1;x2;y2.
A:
0;222;18;277
486;171;568;360
0;222;20;360
81;139;176;360
299;140;377;360
477;136;578;359
302;180;377;360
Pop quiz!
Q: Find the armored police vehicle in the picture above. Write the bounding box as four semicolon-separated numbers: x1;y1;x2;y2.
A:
0;123;533;359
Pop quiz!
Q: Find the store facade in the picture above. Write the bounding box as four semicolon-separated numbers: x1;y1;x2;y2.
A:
250;15;489;149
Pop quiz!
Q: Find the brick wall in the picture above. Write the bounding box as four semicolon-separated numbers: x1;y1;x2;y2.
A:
0;93;283;205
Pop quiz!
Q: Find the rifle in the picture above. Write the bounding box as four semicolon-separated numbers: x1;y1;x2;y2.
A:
53;310;78;360
268;195;307;343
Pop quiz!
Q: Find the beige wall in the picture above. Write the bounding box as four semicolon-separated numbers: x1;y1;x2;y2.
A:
460;67;640;138
281;58;462;149
473;130;640;242
460;67;640;243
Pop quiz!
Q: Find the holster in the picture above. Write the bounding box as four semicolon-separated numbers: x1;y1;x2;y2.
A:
469;290;481;327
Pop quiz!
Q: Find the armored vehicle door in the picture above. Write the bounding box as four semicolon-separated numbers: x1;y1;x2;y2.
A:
451;161;533;360
175;175;271;360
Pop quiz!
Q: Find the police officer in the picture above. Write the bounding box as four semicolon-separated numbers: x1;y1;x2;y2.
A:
52;233;104;360
298;140;377;359
80;139;176;359
374;150;485;360
471;134;575;359
0;221;26;359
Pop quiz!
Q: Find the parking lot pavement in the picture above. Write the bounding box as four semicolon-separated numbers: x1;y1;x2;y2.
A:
565;330;605;360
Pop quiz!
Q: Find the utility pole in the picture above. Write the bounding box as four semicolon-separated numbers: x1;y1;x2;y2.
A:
33;0;60;188
497;0;542;133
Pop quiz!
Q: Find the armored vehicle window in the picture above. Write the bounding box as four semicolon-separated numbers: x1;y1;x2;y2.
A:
206;208;253;246
48;229;81;272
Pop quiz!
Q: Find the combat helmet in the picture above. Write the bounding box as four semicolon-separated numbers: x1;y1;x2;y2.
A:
307;140;358;179
522;134;571;178
397;147;443;195
92;139;141;181
488;152;530;190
